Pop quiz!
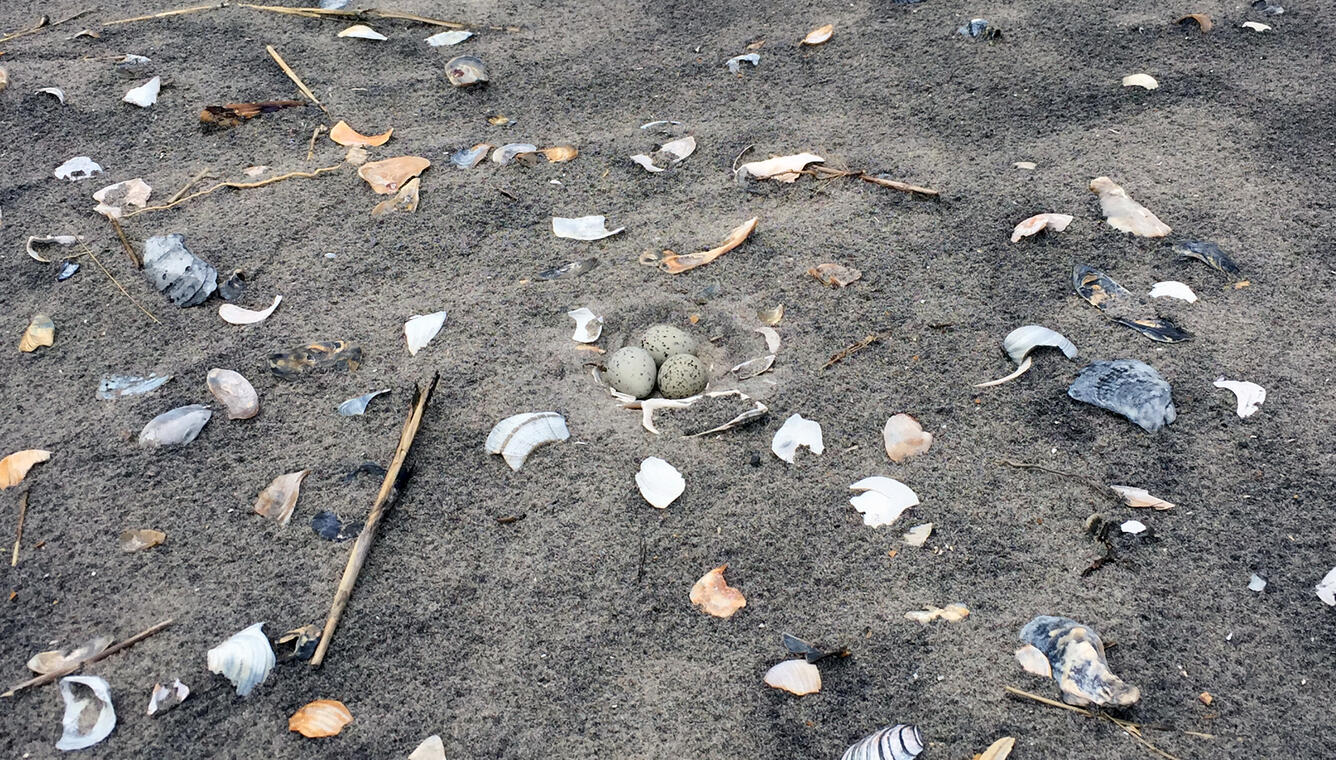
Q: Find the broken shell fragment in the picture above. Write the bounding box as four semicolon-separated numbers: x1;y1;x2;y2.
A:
93;178;152;218
959;18;1001;39
371;177;421;216
1241;20;1271;31
849;476;920;528
902;523;933;547
567;307;603;342
1015;643;1053;677
269;341;362;378
492;143;537;165
329;120;393;147
122;76;160;107
1149;281;1197;302
358;156;430;194
98;374;170;400
1317;567;1336;605
1109;485;1175;510
726;53;759;74
1074;264;1191;343
1;449;52;488
736;153;823;183
27;636;112;674
630;136;696;172
636;457;685;509
219;294;282;325
451;143;491;168
1090;177;1171;237
338;23;387;40
690;564;746;617
54;156;103;181
1068;359;1176;432
57;261;80;281
207;368;259;420
1214;378;1266;418
771;413;824;463
764;659;820;696
977;325;1078;388
404;310;447;356
1176;13;1214;32
445;54;488;86
146;680;188;716
808;262;862;287
37;87;66;103
26;234;81;262
142;234;217;307
118;529;166;553
289;699;354;738
1010;213;1073;242
905;603;970;624
138;405;211;447
253;470;310;526
56;676;116;751
338;389;389;416
207;622;275;697
654;216;758;273
485;412;570;471
840;724;923;760
541;145;578;163
801;23;834;45
19;314;55;352
409;735;447;760
1174;240;1241;276
425;30;472;46
552;215;624;241
1121;73;1158;89
883;414;932;463
1018;615;1140;706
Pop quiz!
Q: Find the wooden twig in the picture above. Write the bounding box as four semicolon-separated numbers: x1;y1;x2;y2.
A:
167;167;212;203
80;242;161;324
107;216;141;268
306;125;326;161
101;3;224;27
265;45;326;113
0;9;94;44
3;619;174;697
10;490;28;567
1004;686;1187;760
311;374;438;666
997;458;1120;502
822;331;887;371
807;165;940;197
239;4;506;30
124;163;345;217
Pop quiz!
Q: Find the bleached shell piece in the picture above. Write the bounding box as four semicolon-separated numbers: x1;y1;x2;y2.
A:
552;215;624;241
1121;73;1158;89
146;680;189;716
26;234;81;262
902;523;933;546
802;23;834;45
54;156;103;181
138;404;211;447
1090;177;1172;237
338;389;389;416
849;476;920;528
771;413;823;463
1248;574;1267;592
405;310;447;356
730;355;774;380
763;659;821;695
19;314;55;352
1;449;52;489
207;368;259;420
492;143;537;165
1014;644;1052;677
636;457;684;509
409;735;447;760
425;30;473;46
1214;377;1266;418
338;24;387;40
93;177;152;219
1241;21;1271;31
726;53;760;74
1003;325;1078;365
1109;485;1175;510
883;414;932;463
27;636;113;674
485;412;569;471
905;603;970;624
122;76;160;107
1149;281;1197;303
661;135;696;161
207;623;275;697
1120;519;1147;534
219;294;282;325
1317;567;1336;606
567;307;603;342
253;470;310;526
1010;213;1073;242
737;152;824;183
37;87;66;103
840;724;923;760
56;675;116;751
756;326;781;353
630;154;663;173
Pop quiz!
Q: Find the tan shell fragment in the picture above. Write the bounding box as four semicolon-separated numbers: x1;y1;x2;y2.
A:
541;145;578;163
883;414;932;463
1109;485;1175;510
801;23;834;45
253;469;310;526
1;449;52;488
372;177;421;216
1090;177;1171;237
905;603;970;624
329;120;393;147
689;564;746;618
978;736;1017;760
736;152;823;182
26;636;112;674
207;368;259;420
764;659;821;695
289;699;353;738
807;262;861;287
358;156;430;194
119;528;166;553
1010;213;1074;242
19;314;54;352
654;216;758;273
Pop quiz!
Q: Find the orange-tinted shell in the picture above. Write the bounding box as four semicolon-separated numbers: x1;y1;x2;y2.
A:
689;564;746;618
330;120;393;147
288;699;353;738
358;156;430;194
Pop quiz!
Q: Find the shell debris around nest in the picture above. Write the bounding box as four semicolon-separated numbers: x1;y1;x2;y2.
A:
206;368;259;420
56;675;117;751
771;413;823;463
849;476;920;528
883;414;932;463
1010;213;1073;242
138;404;211;447
840;723;924;760
486;412;570;471
206;622;275;697
1214;377;1266;418
636;456;684;509
567;307;603;343
252;470;310;526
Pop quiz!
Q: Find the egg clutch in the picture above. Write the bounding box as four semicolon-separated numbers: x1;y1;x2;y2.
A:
603;325;709;400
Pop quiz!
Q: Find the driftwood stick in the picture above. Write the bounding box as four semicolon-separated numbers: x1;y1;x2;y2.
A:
310;374;438;666
3;619;174;697
1003;686;1187;760
10;490;28;567
124;163;345;217
107;216;141;268
0;9;95;44
101;3;224;26
265;45;326;112
167;167;212;203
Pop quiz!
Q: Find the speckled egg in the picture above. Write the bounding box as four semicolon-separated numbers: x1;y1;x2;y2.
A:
640;325;697;367
657;354;707;399
605;347;657;399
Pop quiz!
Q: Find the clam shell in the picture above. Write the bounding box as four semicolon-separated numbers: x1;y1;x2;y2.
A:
56;676;116;751
451;143;491;168
26;234;81;262
289;699;353;738
840;724;924;760
763;659;820;695
1010;212;1073;242
138;404;211;447
338;389;389;416
404;310;447;356
253;470;310;526
1003;325;1077;365
1;449;52;489
1121;73;1158;90
541;145;578;163
808;262;862;286
444;54;488;86
883;414;932;463
122;76;160;107
1318;567;1336;605
849;476;919;528
207;368;259;420
1214;377;1266;418
219;294;282;325
1089;176;1170;237
358;156;430;194
27;636;112;674
207;623;275;697
118;528;166;553
425;30;472;46
485;412;569;471
1108;485;1175;510
338;23;387;40
409;735;447;760
736;153;823;183
19;313;55;352
1018;615;1140;706
690;564;746;617
329;120;392;147
1068;359;1175;432
1014;643;1052;677
552;215;624;241
567;307;603;342
771;413;823;463
146;679;189;716
492;143;537;165
902;523;933;546
636;457;684;509
37;86;66;103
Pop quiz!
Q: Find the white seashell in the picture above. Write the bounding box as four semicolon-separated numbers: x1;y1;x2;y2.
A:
492;143;537;165
56;675;116;751
26;234;81;262
977;325;1078;388
737;152;824;183
1241;21;1271;31
37;87;66;103
756;326;781;353
629;155;663;173
425;30;472;46
840;724;924;760
207;368;259;420
404;310;447;356
409;735;447;760
123;76;160;107
1109;485;1175;510
1148;280;1197;302
219;294;282;325
54;156;103;181
726;53;759;74
1120;519;1147;534
905;603;969;624
1121;73;1158;89
636;457;684;509
1014;643;1052;677
1316;567;1336;605
802;23;834;45
146;679;189;716
902;522;932;546
763;659;821;695
207;622;275;696
883;414;932;463
138;404;211;447
567;307;603;342
338;389;389;416
1010;213;1073;242
1213;377;1265;418
92;177;152;219
1248;573;1267;592
771;413;823;463
552;215;624;241
661;135;696;161
338;24;387;40
849;476;920;528
486;412;569;471
730;354;774;380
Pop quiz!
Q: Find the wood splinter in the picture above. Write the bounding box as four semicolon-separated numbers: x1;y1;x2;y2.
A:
3;619;175;697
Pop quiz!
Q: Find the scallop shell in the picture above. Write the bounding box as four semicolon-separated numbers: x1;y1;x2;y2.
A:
552;215;624;241
840;724;924;760
1010;213;1073;242
138;404;211;447
207;622;275;697
219;294;282;325
771;413;823;463
19;313;55;352
56;675;116;751
849;476;919;528
763;659;820;695
485;412;569;471
567;307;603;342
444;54;487;86
636;457;684;509
404;310;447;356
1018;615;1140;706
288;699;354;738
1068;359;1175;432
690;564;746;617
207;368;259;420
253;470;310;526
882;414;932;463
1214;377;1266;418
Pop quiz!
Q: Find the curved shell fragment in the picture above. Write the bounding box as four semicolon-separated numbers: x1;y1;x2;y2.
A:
636;456;684;509
905;603;970;624
840;723;923;760
763;659;820;695
451;143;491;168
1014;644;1052;677
219;294;282;325
552;215;624;241
736;152;823;183
567;307;603;342
1;449;52;489
1149;280;1197;303
26;234;81;262
492;143;537;165
425;30;472;46
409;735;447;760
207;368;259;420
690;564;746;617
207;622;274;697
726;53;759;74
771;413;823;463
253;469;310;525
1318;567;1336;606
1213;377;1266;418
54;156;102;181
289;699;354;738
1109;485;1175;510
849;476;919;527
19;314;55;352
802;23;834;45
485;412;569;471
56;676;116;751
338;389;389;416
138;405;211;447
338;24;387;40
146;680;189;716
330;120;393;147
371;177;420;216
119;528;166;553
27;636;112;674
655;216;758;273
1121;73;1158;89
358;156;430;194
123;76;160;107
1089;176;1171;237
36;87;66;103
1010;213;1073;242
883;413;932;463
93;178;152;219
1241;21;1271;31
1068;359;1176;432
404;310;447;356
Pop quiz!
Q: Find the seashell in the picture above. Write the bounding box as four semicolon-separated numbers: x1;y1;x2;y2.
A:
538;257;599;280
1068;359;1175;432
404;310;447;356
269;340;362;378
54;156;103;181
253;470;310;526
636;457;684;509
1173;240;1240;276
37;86;66;103
27;636;112;674
758;303;785;326
883;414;932;463
425;30;472;46
736;152;823;183
726;53;759;74
1018;615;1140;706
808;262;862;286
840;724;924;760
329;120;392;147
763;659;820;695
122;76;160;107
277;624;322;659
902;522;932;546
630;135;697;173
638;389;768;437
771;413;823;463
492;143;537;165
1241;20;1271;31
657;354;707;399
358;156;430;194
730;354;774;380
1;449;52;489
978;736;1015;760
409;735;447;760
690;564;746;617
1148;280;1197;302
207;368;259;420
219;270;246;299
552;215;624;241
312;510;360;541
19;313;55;352
371;177;421;216
959;18;1001;39
652;216;758;273
567;308;603;342
138;404;211;447
92;177;152;218
451;143;491;168
1248;573;1267;592
146;679;189;716
98;374;170;399
289;699;354;738
1121;73;1158;90
207;622;275;697
905;603;970;624
486;412;569;471
1108;485;1175;510
338;389;389;416
756;326;781;353
56;675;116;751
1010;212;1073;242
605;347;658;398
1175;13;1213;32
1089;176;1170;237
219;294;281;325
1213;377;1266;418
1014;643;1052;677
1317;567;1336;605
118;528;166;553
1120;519;1147;534
142;233;217;307
1073;264;1191;343
26;234;81;262
57;261;80;281
977;325;1078;388
541;145;578;163
444;54;488;86
802;23;834;45
338;24;387;40
849;476;919;528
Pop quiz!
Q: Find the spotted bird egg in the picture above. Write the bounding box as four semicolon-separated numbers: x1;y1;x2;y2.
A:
657;354;707;399
640;325;697;367
605;347;657;399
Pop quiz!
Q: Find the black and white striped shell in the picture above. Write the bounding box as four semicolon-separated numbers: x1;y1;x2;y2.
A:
841;724;924;760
